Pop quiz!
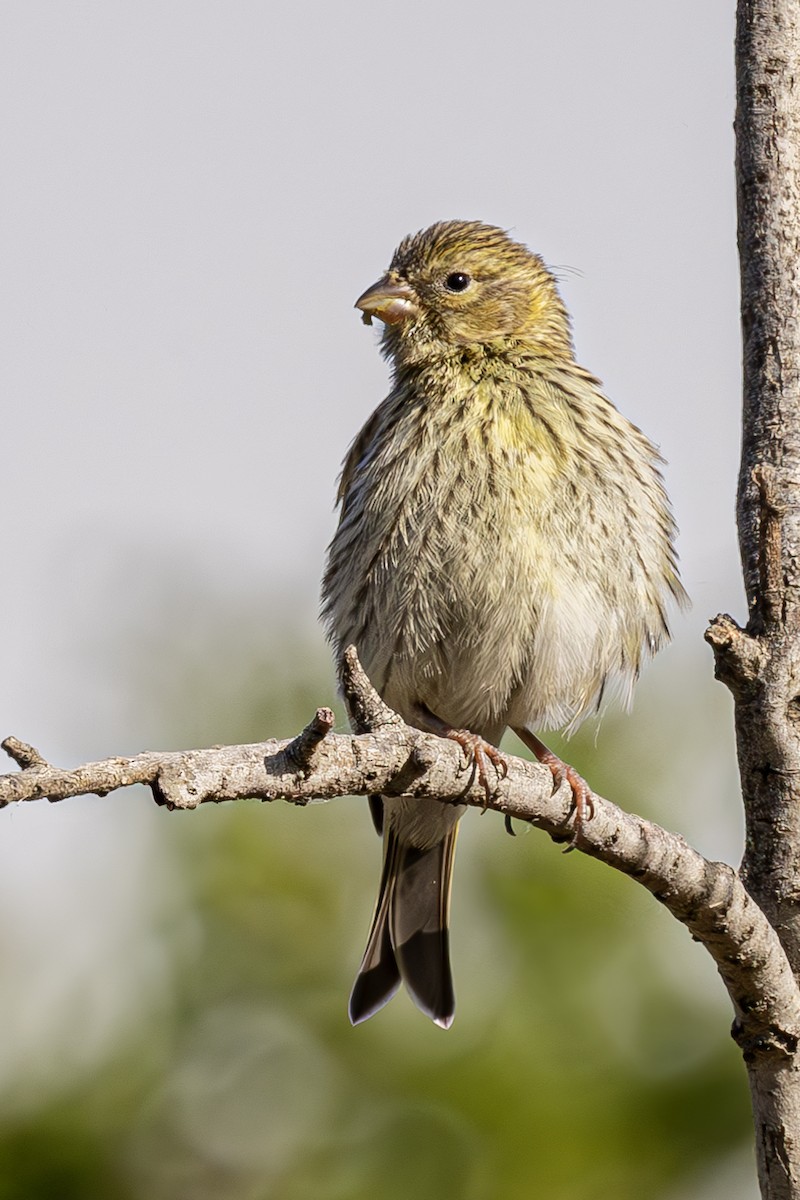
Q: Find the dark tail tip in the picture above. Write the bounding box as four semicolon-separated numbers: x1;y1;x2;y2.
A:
348;958;401;1025
348;916;401;1025
395;927;455;1029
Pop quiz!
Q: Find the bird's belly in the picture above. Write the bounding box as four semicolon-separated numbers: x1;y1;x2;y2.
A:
326;420;649;738
348;488;617;736
375;555;615;736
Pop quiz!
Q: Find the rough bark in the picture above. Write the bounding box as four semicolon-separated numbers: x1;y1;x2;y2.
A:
3;646;800;1082
705;1;800;1195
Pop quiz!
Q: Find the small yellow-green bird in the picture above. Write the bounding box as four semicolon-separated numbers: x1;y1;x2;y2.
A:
322;220;687;1028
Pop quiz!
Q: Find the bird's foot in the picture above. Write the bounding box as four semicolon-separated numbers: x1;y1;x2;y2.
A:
445;728;508;802
511;728;595;850
536;748;595;850
411;704;506;804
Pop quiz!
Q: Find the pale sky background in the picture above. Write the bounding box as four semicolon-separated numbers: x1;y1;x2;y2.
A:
1;1;740;739
0;0;748;1184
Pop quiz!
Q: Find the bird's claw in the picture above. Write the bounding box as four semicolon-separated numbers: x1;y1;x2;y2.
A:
446;729;507;804
536;750;595;850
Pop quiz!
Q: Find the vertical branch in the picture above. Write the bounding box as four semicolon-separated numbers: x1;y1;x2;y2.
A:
706;2;800;1196
734;0;800;968
737;0;800;622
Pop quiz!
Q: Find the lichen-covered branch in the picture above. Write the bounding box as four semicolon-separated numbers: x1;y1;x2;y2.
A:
703;2;800;1195
2;646;798;1067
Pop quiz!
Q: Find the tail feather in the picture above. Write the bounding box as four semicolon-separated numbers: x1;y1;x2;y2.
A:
349;827;458;1028
348;833;402;1025
348;914;401;1025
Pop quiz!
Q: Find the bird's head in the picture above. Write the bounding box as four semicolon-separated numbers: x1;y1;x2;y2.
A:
355;220;573;363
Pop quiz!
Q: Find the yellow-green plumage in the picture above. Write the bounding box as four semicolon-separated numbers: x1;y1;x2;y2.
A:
322;220;687;1028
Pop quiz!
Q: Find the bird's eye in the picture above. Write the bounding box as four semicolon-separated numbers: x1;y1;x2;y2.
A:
444;272;471;293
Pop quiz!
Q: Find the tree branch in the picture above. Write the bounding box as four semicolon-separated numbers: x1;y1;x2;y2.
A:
705;5;800;1191
2;646;798;1064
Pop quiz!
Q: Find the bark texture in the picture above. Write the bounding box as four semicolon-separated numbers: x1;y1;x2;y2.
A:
706;1;800;1194
3;647;800;1083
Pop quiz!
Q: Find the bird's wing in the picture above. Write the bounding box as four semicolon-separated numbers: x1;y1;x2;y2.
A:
336;406;385;509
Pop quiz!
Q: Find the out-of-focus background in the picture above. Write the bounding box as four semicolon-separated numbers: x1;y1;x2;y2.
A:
0;2;753;1197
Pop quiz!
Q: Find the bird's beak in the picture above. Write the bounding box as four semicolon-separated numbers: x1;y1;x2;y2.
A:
355;276;418;326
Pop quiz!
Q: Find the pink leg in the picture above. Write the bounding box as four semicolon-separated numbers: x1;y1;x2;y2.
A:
514;728;595;848
412;704;507;800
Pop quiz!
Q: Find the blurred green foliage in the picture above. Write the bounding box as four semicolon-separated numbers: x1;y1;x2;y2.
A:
0;586;755;1199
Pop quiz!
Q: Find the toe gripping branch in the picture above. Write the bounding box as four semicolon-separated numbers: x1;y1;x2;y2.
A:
444;728;508;802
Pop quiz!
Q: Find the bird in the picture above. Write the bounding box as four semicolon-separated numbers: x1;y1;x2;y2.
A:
321;219;687;1029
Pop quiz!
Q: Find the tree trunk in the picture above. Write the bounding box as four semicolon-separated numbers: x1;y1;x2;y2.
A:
733;1;800;1194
